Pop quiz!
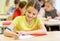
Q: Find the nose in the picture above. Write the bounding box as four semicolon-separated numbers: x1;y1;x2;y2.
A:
29;14;33;17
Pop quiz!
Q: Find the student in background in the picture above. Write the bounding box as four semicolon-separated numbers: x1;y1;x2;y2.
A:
7;0;20;15
44;1;59;31
4;0;47;39
0;0;10;14
7;0;20;20
44;1;59;21
13;1;27;19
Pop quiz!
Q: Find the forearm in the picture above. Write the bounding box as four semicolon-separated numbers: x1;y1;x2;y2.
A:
4;29;17;38
26;29;47;34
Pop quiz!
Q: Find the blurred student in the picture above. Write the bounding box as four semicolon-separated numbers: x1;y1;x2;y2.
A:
7;0;20;15
44;1;59;21
7;0;20;20
0;0;10;13
44;1;59;31
4;0;47;39
13;1;27;19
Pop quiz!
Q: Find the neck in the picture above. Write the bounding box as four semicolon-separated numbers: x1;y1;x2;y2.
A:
28;20;32;25
26;17;32;25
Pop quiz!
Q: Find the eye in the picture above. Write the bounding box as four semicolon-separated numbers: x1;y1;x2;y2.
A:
33;13;36;15
28;11;31;14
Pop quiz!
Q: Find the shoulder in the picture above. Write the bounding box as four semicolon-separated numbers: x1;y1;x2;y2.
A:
36;18;42;22
14;9;21;12
14;16;25;19
36;18;43;24
12;16;25;22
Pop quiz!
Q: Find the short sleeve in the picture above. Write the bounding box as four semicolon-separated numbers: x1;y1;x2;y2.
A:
37;18;44;26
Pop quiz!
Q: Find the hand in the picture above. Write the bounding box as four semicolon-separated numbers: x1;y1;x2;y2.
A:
12;33;19;39
46;16;52;21
47;16;51;19
54;17;60;20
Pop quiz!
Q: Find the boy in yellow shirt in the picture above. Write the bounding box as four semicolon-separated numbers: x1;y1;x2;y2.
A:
4;0;47;39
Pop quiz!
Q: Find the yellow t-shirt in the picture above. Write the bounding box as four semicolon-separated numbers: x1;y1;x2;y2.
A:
12;16;43;31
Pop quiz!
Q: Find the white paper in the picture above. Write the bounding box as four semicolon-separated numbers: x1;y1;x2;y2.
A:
18;34;35;40
49;19;59;22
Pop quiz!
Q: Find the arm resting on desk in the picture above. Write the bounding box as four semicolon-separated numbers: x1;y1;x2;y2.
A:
19;24;47;35
4;29;19;39
4;23;19;39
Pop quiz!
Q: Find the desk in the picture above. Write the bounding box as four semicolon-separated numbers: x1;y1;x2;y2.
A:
44;21;60;26
0;15;10;21
0;31;60;41
44;20;60;31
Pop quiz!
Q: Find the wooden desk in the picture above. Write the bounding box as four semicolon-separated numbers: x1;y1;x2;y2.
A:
0;31;60;41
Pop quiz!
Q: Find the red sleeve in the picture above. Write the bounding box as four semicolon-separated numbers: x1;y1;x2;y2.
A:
13;9;21;19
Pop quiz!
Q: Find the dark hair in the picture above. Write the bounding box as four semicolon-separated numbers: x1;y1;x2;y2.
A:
14;0;20;4
39;0;45;2
26;0;40;12
19;1;27;9
38;0;45;7
39;0;42;1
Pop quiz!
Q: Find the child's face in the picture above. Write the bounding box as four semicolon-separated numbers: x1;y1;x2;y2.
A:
45;3;53;11
25;6;38;21
6;0;9;6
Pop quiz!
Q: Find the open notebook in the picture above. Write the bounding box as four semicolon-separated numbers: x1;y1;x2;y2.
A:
18;34;46;40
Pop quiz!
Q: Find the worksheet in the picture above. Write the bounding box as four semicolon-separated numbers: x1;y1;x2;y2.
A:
18;34;35;40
